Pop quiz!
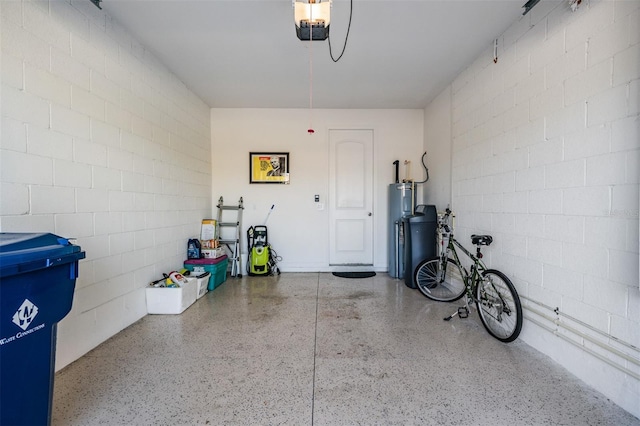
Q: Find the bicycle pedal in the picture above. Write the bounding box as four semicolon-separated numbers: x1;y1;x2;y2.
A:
458;307;469;319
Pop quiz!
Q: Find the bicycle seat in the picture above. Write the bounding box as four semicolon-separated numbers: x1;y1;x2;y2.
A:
471;234;493;246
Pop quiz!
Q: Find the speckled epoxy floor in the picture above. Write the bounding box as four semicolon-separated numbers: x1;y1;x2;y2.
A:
52;273;639;425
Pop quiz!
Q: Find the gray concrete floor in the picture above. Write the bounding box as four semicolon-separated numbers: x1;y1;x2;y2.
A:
53;273;639;425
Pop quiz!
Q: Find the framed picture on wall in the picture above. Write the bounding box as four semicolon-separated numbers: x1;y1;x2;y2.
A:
249;152;290;184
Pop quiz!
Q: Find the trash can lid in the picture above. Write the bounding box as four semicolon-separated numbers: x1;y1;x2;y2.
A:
0;233;85;278
403;205;437;222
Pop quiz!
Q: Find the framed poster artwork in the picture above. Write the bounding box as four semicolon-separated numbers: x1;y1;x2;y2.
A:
249;152;290;184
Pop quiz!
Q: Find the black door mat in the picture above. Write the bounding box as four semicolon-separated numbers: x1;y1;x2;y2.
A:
332;271;376;279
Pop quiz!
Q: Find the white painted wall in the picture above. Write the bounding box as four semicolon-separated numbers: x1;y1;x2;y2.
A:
425;0;639;417
0;0;212;369
211;108;425;272
423;86;452;210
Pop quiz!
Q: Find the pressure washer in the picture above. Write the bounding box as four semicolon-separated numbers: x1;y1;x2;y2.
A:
247;225;269;275
246;205;281;276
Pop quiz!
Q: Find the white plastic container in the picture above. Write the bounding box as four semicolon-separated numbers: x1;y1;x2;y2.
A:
192;272;210;299
146;277;197;314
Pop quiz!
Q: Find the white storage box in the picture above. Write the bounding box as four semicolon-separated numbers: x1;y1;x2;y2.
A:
193;272;210;299
146;277;197;314
202;247;225;259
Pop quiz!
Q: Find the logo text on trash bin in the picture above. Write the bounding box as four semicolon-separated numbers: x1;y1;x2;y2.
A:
12;299;39;331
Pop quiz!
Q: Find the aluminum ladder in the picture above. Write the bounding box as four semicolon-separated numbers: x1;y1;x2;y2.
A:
216;196;244;278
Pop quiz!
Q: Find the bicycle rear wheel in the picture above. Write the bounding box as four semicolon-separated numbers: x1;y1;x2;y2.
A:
414;257;466;302
476;270;522;342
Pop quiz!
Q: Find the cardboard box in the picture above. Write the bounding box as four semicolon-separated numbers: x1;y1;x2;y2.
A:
201;239;219;249
202;247;225;259
146;277;197;314
200;219;217;240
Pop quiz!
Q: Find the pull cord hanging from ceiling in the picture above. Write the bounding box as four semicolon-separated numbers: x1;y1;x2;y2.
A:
308;14;315;134
293;0;354;134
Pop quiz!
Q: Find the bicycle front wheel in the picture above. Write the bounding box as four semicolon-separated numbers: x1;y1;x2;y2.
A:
414;257;466;302
476;270;522;342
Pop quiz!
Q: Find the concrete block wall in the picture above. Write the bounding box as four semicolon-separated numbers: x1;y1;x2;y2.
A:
423;86;453;209
1;0;212;369
448;0;639;416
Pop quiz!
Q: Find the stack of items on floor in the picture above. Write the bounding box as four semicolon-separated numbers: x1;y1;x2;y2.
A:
198;219;225;259
185;219;229;291
145;220;229;315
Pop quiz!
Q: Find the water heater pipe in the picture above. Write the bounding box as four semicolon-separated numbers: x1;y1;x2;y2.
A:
394;220;400;277
393;160;399;183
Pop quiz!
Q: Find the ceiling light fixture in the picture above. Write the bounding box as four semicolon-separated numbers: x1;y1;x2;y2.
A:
294;0;331;41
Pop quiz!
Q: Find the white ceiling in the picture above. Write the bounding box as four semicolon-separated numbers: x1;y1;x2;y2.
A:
104;0;526;109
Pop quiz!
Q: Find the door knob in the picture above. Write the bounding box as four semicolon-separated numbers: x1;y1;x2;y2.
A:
368;212;372;216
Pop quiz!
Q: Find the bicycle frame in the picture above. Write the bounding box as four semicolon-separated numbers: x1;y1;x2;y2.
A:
445;232;516;319
437;218;486;299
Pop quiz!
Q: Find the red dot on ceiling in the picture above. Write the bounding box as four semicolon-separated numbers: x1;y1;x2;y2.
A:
308;128;315;134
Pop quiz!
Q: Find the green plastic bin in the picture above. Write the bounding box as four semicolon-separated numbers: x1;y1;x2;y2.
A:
184;255;228;291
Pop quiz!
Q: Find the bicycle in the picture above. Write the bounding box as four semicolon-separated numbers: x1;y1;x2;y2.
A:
413;208;523;342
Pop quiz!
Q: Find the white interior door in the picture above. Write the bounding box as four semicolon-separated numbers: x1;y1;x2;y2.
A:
329;129;374;266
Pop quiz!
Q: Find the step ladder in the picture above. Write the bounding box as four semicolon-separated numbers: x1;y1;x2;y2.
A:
216;196;243;278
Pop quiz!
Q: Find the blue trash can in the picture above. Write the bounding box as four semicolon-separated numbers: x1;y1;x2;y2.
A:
0;233;85;426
